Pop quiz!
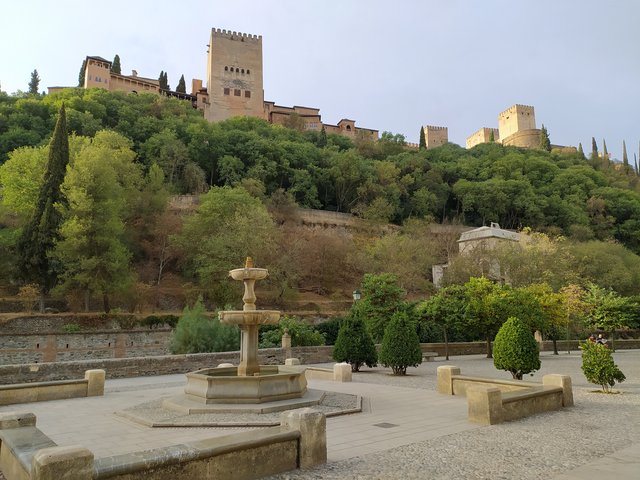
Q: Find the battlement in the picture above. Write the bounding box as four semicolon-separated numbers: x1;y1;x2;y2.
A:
211;28;262;42
425;125;447;131
498;104;534;118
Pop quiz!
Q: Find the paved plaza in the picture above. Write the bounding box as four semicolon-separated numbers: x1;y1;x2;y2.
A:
1;349;638;479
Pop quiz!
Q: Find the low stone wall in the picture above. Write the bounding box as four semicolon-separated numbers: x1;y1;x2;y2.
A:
0;370;105;406
437;365;573;425
0;409;326;480
0;347;334;385
0;329;173;365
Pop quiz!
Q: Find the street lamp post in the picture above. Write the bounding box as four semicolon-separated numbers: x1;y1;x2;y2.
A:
352;290;361;302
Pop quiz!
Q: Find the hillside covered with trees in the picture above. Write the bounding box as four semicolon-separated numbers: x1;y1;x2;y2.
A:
2;88;640;312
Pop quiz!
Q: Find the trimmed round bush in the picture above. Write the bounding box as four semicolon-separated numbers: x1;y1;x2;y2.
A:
493;316;540;380
333;308;377;372
378;310;422;375
581;341;625;393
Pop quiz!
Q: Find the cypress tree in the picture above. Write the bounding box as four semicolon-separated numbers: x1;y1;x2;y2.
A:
176;74;186;93
164;72;171;91
623;140;629;171
28;69;40;95
591;137;599;165
578;142;584;158
602;138;609;162
419;127;426;150
112;54;121;74
318;125;327;147
635;153;638;176
539;124;551;151
16;104;70;312
489;130;495;143
78;59;87;87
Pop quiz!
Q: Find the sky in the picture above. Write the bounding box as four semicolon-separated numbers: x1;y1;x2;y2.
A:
1;0;639;160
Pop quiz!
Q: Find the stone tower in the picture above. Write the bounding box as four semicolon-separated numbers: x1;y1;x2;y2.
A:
204;28;265;122
497;104;535;141
423;125;448;149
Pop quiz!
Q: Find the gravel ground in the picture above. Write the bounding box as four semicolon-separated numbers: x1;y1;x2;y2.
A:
268;350;640;480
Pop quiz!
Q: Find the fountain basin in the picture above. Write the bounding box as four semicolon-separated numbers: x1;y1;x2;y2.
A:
182;366;307;404
229;267;268;281
219;310;280;325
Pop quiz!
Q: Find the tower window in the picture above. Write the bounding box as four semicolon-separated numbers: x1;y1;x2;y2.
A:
235;68;239;73
245;90;251;98
224;66;228;71
241;69;244;74
346;125;351;131
223;88;230;95
234;89;241;96
247;70;250;74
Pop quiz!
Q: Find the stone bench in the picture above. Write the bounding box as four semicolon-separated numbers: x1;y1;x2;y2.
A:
0;370;105;406
436;365;573;425
422;352;438;362
0;412;93;480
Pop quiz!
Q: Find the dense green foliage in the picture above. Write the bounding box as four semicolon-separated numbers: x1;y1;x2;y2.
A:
171;297;240;353
259;316;325;348
3;88;640;315
580;341;625;392
1;88;640;252
333;305;378;372
493;316;540;379
378;310;422;375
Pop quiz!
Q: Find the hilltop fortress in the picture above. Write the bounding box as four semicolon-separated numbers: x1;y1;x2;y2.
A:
63;27;561;150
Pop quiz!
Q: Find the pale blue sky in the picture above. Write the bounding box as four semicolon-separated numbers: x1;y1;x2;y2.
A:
1;0;638;159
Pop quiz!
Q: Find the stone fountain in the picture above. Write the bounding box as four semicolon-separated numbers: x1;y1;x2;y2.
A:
163;258;319;414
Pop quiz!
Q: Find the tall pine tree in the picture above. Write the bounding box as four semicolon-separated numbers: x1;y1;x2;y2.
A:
176;74;186;93
419;127;426;150
112;54;121;74
16;104;70;311
78;59;87;87
622;140;629;172
28;69;40;95
578;142;584;159
591;137;599;166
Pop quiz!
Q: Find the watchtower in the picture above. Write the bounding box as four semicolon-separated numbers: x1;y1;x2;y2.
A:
205;28;265;122
497;104;535;141
423;125;448;149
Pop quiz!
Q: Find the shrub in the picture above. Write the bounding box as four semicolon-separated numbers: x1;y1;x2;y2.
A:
17;284;39;312
259;316;325;348
378;310;422;375
333;307;377;372
493;316;540;380
171;297;240;353
315;317;343;345
581;341;626;393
